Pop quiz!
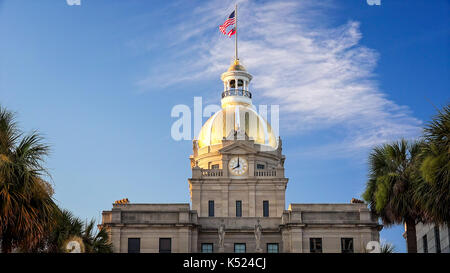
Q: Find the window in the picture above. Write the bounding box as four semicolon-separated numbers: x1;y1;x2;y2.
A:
202;243;213;253
256;164;265;170
263;201;269;217
267;243;279;253
237;79;244;88
236;200;242;217
128;238;140;253
208;200;214;217
309;238;322;253
234;243;246;253
159;238;171;253
211;164;219;169
230;80;236;88
341;238;354;253
422;235;428;253
434;226;441;253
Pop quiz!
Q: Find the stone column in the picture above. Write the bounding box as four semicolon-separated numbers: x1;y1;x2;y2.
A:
248;182;256;217
222;184;229;217
290;228;304;253
178;227;193;253
110;226;122;253
276;185;286;217
248;155;255;177
281;228;291;253
222;156;229;177
191;228;198;253
190;183;202;216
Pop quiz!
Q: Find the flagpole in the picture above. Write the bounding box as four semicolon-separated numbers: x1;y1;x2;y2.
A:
235;3;238;61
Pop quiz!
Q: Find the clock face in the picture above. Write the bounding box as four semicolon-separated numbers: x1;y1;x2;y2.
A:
228;156;248;176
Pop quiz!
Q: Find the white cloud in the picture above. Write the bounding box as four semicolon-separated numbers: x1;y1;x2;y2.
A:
136;0;421;154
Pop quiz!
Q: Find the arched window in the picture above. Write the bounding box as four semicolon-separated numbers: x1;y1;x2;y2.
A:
229;80;236;88
237;79;244;88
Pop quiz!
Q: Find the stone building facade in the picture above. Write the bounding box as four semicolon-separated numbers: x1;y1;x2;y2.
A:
101;59;382;253
415;223;450;253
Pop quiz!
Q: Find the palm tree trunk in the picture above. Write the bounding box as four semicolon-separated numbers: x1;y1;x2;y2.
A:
1;237;13;253
405;218;417;253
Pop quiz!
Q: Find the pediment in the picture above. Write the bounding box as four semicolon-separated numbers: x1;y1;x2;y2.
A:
219;141;257;155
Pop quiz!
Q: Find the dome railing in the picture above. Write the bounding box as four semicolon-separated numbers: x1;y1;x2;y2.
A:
201;169;223;177
254;170;277;177
221;88;252;99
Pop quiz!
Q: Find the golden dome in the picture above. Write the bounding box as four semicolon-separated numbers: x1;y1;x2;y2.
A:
197;105;278;149
227;59;247;72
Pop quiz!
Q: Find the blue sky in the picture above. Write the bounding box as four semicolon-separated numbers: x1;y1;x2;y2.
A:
0;0;448;253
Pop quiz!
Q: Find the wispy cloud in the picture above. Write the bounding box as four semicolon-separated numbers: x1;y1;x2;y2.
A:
136;0;421;154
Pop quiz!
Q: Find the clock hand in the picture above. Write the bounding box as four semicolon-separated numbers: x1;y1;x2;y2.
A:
232;160;240;170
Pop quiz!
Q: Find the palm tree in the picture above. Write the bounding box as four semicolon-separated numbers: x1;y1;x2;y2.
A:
416;104;450;224
44;209;84;252
81;219;112;253
34;208;112;253
0;106;58;252
380;242;396;253
363;139;424;253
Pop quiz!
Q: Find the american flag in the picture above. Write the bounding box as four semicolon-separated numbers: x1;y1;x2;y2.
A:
219;10;235;36
227;27;236;37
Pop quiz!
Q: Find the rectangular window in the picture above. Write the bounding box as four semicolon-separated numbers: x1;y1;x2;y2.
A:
159;238;171;253
211;164;219;169
434;226;441;253
236;200;242;217
201;243;213;253
234;243;246;253
263;201;269;217
127;238;140;253
422;235;428;253
309;238;322;253
267;243;279;253
257;164;265;170
341;238;354;253
208;200;214;217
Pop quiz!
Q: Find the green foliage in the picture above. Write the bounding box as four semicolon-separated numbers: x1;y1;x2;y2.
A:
47;209;84;252
0;105;112;253
363;139;423;226
380;242;396;253
81;219;112;253
40;208;112;253
363;103;450;252
0;105;58;252
415;104;450;224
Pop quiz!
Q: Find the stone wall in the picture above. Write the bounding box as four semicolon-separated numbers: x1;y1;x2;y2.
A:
416;222;450;253
102;202;381;253
102;203;198;253
281;203;381;253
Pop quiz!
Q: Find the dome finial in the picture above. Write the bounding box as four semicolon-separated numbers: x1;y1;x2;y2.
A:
227;59;247;72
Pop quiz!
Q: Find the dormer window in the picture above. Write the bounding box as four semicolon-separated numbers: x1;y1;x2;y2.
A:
257;164;265;170
211;164;219;169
